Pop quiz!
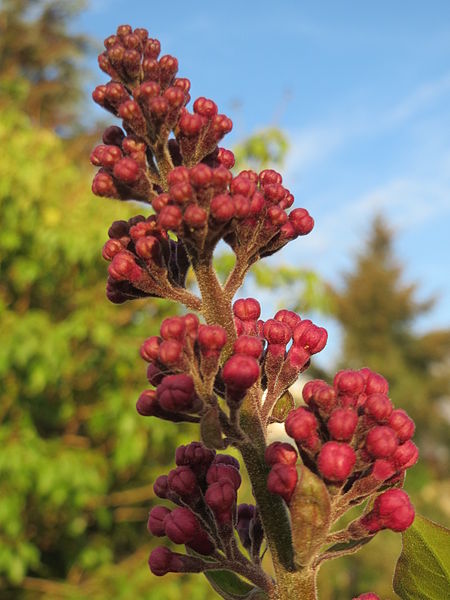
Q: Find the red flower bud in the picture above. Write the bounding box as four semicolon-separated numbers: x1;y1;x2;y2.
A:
364;393;393;422
389;409;415;442
189;163;213;186
372;459;397;481
222;354;260;390
206;464;241;490
170;181;193;203
184;206;207;228
274;309;302;331
168;466;198;497
232;336;264;359
289;208;314;235
164;507;198;544
175;442;215;471
293;320;327;354
265;441;298;466
353;594;380;600
108;252;143;282
233;298;261;321
205;480;236;514
160;317;186;341
153;475;169;498
267;463;298;503
210;194;235;221
317;442;356;482
212;114;233;140
113;157;140;184
193;97;218;117
148;506;171;536
157;374;196;412
334;369;365;396
102;238;124;260
392;440;419;470
365;426;398;458
135;236;161;261
327;408;358;441
178;111;203;136
198;325;227;356
144;38;161;59
158;340;184;365
360;368;389;395
217;148;235;169
285;407;318;442
140;337;161;362
148;546;173;576
136;389;159;416
263;319;292;345
158;205;183;230
361;489;414;533
187;529;215;555
102;125;125;146
259;169;282;186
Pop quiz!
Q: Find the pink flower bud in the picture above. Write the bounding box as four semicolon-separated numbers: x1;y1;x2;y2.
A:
148;506;171;536
274;309;302;331
317;442;356;482
217;148;235;169
389;409;415;442
334;369;365;396
365;426;398;458
364;393;393;422
360;368;389;395
183;313;200;338
157;374;196;412
259;169;282;186
210;194;235;221
175;442;215;472
327;408;358;441
372;459;397;481
212;114;233;140
233;298;261;321
168;466;198;497
136;389;159;416
265;442;298;466
148;546;173;576
289;208;314;235
108;252;143;282
198;325;227;356
267;463;298;503
158;205;183;230
293;321;327;354
232;336;264;359
102;238;125;261
361;489;415;533
164;507;198;544
153;475;169;498
222;354;260;390
135;236;161;262
184;204;208;228
285;407;318;442
178;111;204;136
263;319;292;345
353;594;381;600
193;97;218;117
392;440;419;470
205;480;236;514
206;464;241;490
158;340;184;365
160;317;186;341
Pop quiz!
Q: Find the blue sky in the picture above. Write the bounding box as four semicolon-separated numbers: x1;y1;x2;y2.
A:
75;1;450;364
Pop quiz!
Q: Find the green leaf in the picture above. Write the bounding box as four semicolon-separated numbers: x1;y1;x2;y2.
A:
204;570;267;600
393;513;450;600
290;466;331;566
270;390;294;423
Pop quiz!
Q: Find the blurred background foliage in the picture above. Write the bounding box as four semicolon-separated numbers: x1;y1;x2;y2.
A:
0;1;448;598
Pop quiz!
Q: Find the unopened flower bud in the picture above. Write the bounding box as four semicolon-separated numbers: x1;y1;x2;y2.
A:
233;298;261;321
389;409;415;442
198;325;227;356
148;506;171;536
164;507;199;544
222;354;260;390
327;408;358;441
265;441;298;466
365;426;398;458
168;466;198;497
206;464;241;490
285;407;318;442
364;393;393;422
360;368;389;395
267;463;298;503
157;374;196;412
361;489;415;533
392;440;419;470
232;336;264;359
334;369;365;396
205;480;236;515
213;454;240;471
317;441;356;482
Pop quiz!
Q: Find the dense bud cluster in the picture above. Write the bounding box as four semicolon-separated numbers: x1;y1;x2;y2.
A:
93;23;419;597
148;442;265;574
